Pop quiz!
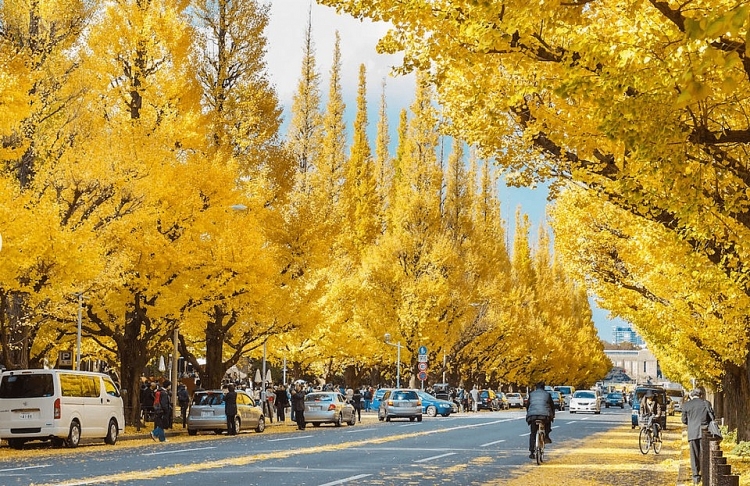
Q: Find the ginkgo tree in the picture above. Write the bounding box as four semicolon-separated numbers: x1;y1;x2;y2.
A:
318;0;750;437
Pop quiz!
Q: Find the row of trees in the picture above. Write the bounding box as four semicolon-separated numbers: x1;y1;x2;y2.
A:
0;0;609;425
318;0;750;438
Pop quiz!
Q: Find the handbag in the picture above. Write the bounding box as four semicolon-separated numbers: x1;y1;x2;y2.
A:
706;402;723;439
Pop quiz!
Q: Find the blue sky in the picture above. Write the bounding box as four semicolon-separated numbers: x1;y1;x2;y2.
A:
265;1;626;342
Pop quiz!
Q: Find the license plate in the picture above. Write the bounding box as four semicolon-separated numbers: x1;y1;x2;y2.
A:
309;406;320;411
19;413;33;420
201;411;213;417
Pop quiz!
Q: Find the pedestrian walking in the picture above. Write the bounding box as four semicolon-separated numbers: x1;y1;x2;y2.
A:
275;384;289;422
150;380;171;442
470;385;479;412
363;387;372;412
352;387;363;422
291;383;306;430
225;384;238;435
682;387;713;485
177;383;190;428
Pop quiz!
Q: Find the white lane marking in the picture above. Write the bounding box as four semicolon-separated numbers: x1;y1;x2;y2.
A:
0;464;52;473
267;435;314;441
414;452;457;463
480;439;506;447
345;427;376;433
318;474;372;486
143;446;218;456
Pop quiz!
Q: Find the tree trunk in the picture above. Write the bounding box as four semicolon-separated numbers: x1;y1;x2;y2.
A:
721;355;750;441
203;305;227;389
117;310;154;427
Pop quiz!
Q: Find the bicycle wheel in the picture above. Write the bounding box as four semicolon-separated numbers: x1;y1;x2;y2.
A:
638;427;651;454
653;431;662;454
536;430;545;464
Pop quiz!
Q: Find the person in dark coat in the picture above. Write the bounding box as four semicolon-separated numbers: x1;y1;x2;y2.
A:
682;387;713;485
275;385;290;422
150;380;171;442
177;383;190;428
352;388;363;422
525;381;555;459
291;383;306;430
225;384;238;435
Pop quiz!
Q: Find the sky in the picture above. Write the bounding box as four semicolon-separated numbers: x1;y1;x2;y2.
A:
264;1;626;343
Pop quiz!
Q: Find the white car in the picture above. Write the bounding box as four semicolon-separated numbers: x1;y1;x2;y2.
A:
569;390;601;414
506;392;524;408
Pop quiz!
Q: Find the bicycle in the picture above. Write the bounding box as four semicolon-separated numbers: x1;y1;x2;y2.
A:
534;419;546;464
638;414;662;454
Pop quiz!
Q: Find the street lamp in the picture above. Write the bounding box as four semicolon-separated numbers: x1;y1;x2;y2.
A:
384;333;401;388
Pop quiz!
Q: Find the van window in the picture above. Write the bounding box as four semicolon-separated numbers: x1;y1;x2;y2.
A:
103;378;120;397
60;374;100;398
0;374;54;398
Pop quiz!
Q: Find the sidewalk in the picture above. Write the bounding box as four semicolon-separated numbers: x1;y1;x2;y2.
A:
490;415;687;485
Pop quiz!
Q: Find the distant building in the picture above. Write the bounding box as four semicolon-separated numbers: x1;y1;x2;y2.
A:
604;348;662;384
612;325;645;347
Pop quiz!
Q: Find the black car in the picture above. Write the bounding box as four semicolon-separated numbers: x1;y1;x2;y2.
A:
605;392;625;408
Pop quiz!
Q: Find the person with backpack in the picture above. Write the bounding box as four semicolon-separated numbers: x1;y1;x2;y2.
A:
150;380;171;442
177;383;190;428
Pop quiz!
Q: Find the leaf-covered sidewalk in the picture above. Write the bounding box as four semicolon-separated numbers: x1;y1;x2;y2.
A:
490;416;684;486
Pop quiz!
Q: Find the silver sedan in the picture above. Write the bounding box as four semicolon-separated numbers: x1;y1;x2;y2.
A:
304;392;356;427
187;389;266;435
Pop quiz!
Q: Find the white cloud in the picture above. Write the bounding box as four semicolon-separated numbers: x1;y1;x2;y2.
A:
265;0;415;124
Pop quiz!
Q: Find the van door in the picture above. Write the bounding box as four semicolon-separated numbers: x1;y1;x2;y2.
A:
101;376;125;432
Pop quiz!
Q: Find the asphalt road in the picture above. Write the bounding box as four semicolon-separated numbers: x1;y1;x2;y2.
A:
0;407;635;485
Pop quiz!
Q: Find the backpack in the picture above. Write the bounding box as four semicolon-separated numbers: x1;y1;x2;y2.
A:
153;390;163;412
178;387;189;404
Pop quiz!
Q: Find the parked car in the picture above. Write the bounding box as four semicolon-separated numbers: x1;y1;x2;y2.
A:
432;383;451;401
554;385;575;408
378;389;423;422
417;391;456;417
550;390;565;411
304;392;356;427
630;386;668;430
665;388;685;413
370;388;391;412
496;392;510;410
187;389;265;436
604;392;625;408
477;389;504;411
569;390;601;414
506;392;524;409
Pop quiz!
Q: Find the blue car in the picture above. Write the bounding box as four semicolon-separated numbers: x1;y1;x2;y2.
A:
370;388;391;412
417;391;457;417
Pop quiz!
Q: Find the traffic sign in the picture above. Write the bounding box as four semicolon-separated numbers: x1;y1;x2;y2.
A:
418;345;428;355
418;371;428;381
418;362;428;371
418;354;428;362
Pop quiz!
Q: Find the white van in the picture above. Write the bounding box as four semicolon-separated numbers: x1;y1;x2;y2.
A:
0;369;125;448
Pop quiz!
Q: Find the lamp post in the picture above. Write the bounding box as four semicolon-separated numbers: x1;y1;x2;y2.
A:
76;293;85;370
384;333;401;388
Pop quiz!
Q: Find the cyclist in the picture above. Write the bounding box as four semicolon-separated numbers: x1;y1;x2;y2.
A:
526;381;555;459
640;390;663;441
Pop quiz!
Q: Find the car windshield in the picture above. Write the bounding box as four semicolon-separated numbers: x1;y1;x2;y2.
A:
392;391;417;400
607;393;621;398
574;391;596;399
507;393;520;398
305;393;333;402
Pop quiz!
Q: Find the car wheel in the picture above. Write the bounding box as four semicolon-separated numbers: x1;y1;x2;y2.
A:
334;414;342;427
67;421;81;448
417;415;422;422
188;428;198;436
385;415;391;422
410;416;415;422
312;422;321;427
234;416;241;434
426;406;437;417
105;418;119;445
348;412;356;426
255;416;265;433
